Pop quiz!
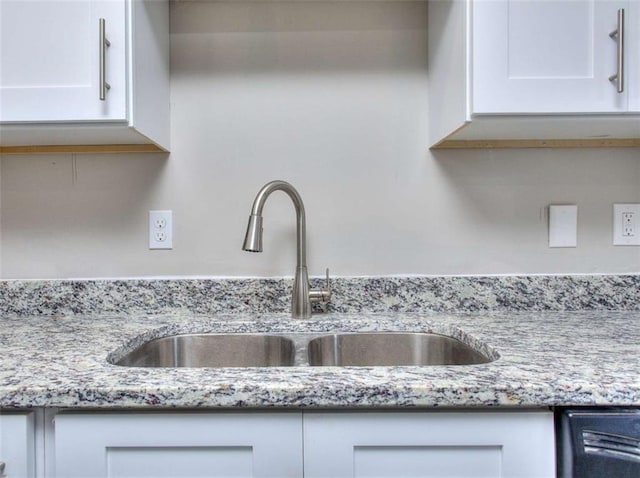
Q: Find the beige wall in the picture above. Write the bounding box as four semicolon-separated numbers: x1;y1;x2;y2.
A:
1;1;639;279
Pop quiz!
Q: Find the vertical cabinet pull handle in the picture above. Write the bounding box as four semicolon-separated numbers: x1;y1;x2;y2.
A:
609;8;624;93
0;460;5;477
99;18;111;100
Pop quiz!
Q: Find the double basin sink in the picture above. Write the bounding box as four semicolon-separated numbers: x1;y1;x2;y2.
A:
111;332;496;368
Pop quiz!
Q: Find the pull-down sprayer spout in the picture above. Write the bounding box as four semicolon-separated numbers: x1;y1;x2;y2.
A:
242;180;329;319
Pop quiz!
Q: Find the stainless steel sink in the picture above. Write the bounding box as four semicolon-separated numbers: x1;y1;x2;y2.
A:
111;331;495;368
307;332;493;366
113;334;295;367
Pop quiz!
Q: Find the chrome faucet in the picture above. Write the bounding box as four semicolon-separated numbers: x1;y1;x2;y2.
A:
242;180;331;319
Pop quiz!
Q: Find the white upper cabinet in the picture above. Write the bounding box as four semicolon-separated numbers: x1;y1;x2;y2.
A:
473;0;626;114
0;0;169;153
429;0;640;148
0;1;126;123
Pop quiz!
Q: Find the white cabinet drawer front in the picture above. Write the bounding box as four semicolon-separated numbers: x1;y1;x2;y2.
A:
303;411;555;478
55;412;303;478
353;444;502;477
107;446;253;477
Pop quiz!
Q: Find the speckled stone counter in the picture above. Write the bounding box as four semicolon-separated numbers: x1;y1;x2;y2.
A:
1;274;639;317
1;310;639;409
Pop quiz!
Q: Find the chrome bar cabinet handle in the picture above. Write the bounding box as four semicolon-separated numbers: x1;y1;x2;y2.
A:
99;18;111;100
609;8;625;93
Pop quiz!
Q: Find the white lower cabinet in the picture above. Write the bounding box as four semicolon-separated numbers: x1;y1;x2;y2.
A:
54;410;555;478
54;412;303;478
0;412;35;478
303;411;556;478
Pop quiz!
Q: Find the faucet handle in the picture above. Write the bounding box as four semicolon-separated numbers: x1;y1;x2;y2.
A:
309;268;331;306
323;267;330;290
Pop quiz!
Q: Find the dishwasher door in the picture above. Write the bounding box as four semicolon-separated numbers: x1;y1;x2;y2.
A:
557;408;640;478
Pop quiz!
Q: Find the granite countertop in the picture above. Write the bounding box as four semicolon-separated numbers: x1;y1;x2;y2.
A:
1;310;639;409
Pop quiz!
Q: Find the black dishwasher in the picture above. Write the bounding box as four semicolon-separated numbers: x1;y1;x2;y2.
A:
557;408;640;477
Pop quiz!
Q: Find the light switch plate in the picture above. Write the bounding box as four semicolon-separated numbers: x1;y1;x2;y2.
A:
549;205;577;248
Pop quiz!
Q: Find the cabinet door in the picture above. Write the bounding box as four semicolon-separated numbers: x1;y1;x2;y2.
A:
304;411;555;478
628;2;640;111
473;0;627;114
55;412;303;478
0;412;35;478
0;0;127;122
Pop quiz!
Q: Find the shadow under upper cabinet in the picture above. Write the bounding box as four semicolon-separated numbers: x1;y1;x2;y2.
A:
170;1;428;75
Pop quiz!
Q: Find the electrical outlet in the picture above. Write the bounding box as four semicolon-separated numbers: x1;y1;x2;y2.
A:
613;204;640;245
149;210;173;249
622;212;635;237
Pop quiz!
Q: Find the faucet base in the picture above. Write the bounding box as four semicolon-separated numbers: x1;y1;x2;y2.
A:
292;266;312;319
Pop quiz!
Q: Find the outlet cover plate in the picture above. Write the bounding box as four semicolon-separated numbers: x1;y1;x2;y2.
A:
149;210;173;249
613;203;640;246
